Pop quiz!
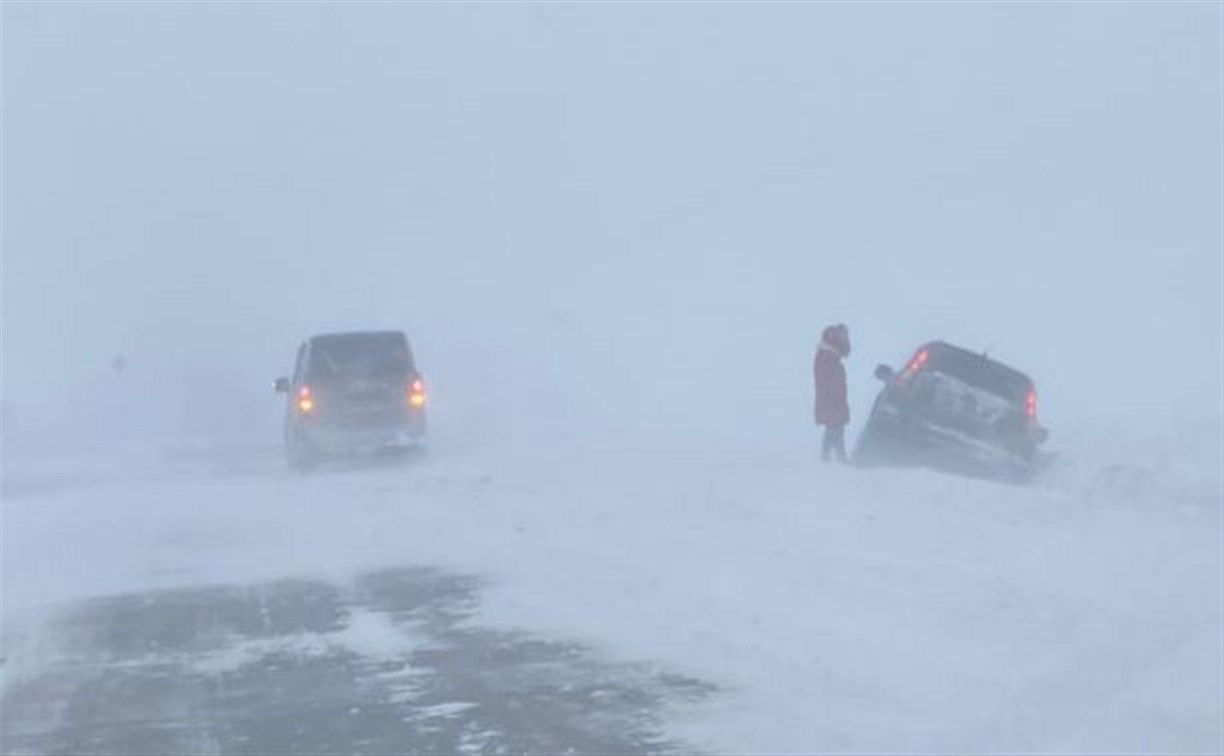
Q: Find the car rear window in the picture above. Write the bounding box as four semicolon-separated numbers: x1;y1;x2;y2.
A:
308;333;414;382
924;345;1031;403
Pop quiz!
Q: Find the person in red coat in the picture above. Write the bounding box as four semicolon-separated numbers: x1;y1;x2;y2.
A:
813;323;851;462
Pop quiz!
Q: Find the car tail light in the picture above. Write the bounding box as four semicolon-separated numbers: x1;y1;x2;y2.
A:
901;349;929;380
408;378;427;409
297;386;315;414
1025;387;1038;420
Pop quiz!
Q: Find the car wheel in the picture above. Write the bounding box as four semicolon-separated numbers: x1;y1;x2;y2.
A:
286;433;317;472
390;441;427;464
854;417;886;466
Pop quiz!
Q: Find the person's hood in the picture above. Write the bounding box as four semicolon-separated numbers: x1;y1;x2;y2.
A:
820;324;851;357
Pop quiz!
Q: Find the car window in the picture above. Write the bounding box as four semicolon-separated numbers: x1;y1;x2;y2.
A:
307;334;414;383
925;348;1030;403
291;343;307;385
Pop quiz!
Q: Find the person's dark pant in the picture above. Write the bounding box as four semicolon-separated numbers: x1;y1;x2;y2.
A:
821;424;847;462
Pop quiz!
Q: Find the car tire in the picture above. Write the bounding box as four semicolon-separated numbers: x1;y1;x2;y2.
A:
854;416;889;466
286;433;317;473
391;441;427;463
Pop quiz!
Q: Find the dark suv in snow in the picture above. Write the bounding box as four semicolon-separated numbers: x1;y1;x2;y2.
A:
275;331;427;470
855;341;1048;482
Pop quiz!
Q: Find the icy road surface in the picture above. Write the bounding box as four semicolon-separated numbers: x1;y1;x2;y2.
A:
1;566;710;754
2;433;1221;752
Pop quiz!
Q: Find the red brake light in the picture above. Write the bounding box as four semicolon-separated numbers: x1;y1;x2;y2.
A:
1025;388;1037;419
296;385;315;414
903;349;929;378
408;378;427;408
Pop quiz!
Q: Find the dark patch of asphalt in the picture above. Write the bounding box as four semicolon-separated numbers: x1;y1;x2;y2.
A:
1;567;714;755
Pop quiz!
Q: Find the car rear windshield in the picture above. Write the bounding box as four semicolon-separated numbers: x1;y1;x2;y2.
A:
308;333;414;382
924;346;1031;402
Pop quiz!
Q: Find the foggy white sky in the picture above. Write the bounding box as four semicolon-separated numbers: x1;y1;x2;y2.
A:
2;2;1220;443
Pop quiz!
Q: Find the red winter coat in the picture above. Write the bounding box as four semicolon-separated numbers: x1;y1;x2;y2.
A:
813;329;850;426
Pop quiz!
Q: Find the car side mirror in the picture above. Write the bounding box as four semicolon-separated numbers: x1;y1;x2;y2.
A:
274;377;290;394
874;364;895;382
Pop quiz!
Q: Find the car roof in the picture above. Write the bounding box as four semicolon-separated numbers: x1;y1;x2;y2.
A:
309;330;409;345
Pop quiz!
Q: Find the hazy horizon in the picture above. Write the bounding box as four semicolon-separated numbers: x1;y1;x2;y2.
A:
3;1;1220;446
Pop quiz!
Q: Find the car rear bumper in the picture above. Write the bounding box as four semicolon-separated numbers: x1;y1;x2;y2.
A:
298;424;426;456
857;411;1036;481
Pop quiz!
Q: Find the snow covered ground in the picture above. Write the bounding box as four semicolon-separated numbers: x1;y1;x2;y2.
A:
3;422;1219;752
